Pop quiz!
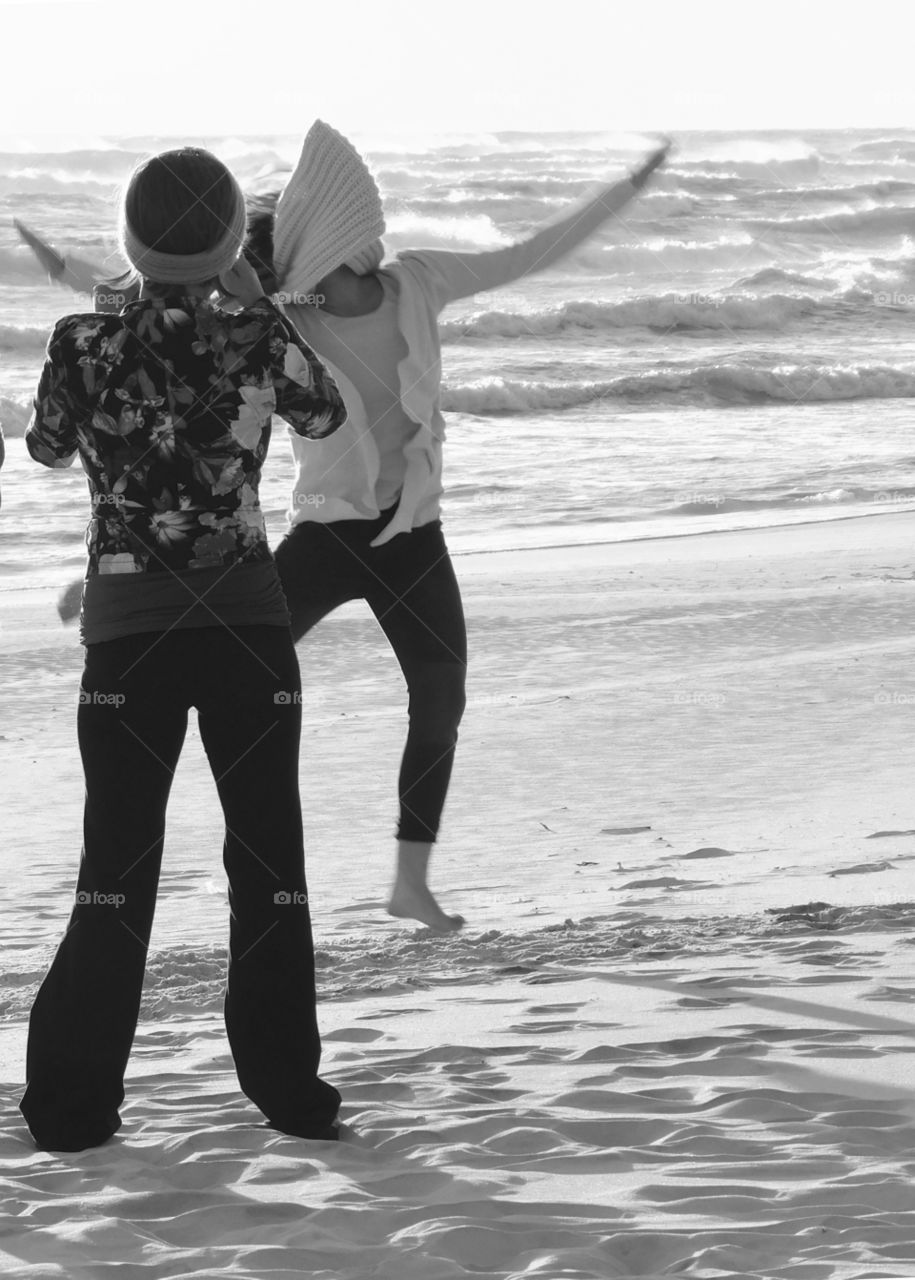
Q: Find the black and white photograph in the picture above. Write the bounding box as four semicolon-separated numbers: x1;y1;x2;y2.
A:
1;1;915;1275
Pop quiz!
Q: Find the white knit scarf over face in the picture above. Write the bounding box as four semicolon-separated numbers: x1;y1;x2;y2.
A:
119;174;247;285
273;121;386;299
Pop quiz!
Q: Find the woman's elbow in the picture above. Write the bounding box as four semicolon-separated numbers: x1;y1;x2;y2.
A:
25;431;71;468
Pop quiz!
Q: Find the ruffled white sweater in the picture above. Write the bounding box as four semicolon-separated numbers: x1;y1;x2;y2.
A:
282;176;638;546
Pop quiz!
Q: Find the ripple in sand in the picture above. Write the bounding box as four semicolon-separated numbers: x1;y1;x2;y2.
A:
677;846;742;859
619;875;711;890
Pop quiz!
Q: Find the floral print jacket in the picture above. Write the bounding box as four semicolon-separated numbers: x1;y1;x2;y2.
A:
26;295;346;575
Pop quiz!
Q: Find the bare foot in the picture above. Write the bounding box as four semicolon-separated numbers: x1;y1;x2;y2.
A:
387;879;464;933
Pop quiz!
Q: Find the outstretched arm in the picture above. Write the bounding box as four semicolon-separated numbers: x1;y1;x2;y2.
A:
15;220;136;310
403;142;670;309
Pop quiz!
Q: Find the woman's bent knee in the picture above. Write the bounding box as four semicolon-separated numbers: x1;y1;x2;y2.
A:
407;662;466;738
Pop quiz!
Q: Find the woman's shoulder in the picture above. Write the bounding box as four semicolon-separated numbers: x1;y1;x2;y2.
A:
49;310;121;347
219;296;287;340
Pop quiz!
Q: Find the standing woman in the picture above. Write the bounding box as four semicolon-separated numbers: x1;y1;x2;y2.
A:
20;147;347;1150
252;124;668;933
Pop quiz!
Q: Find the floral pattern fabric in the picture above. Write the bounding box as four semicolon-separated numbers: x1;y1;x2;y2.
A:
26;296;346;574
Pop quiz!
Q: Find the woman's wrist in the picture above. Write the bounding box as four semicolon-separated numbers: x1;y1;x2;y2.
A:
630;141;671;191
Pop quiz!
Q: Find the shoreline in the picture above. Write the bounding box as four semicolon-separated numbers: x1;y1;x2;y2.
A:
451;501;915;560
2;500;915;597
3;505;915;943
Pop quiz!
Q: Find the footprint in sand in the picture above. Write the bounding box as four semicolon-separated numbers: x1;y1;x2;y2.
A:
766;902;834;916
526;1003;586;1014
828;861;895;878
621;876;710;890
677;847;741;860
323;1027;386;1042
510;1021;574;1035
674;995;740;1009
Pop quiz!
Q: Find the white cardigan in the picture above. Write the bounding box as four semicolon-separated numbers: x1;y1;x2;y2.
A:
283;176;638;547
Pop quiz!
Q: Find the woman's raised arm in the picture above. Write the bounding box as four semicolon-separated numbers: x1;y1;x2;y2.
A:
401;141;671;310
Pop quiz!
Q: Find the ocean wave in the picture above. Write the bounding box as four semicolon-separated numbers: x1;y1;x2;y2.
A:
0;397;32;435
733;268;838;291
442;378;609;414
384;211;512;249
850;137;915;159
677;153;822;183
441;293;822;341
0;144;293;184
386;194;699;233
0;174;117;198
668;486;915;517
0;148;141;197
618;361;915;407
442;362;915;415
580;235;770;276
0;323;50;355
766;179;915;204
0;246;52;283
752;203;915;239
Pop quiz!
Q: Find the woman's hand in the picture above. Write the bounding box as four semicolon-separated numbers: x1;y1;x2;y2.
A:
630;139;672;190
218;256;267;308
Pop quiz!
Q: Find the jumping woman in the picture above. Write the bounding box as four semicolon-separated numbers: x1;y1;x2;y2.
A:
256;124;669;932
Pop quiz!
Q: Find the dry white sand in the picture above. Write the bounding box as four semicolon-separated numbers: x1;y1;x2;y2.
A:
2;510;915;1279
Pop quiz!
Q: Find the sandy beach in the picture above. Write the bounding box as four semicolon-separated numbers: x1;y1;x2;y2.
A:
1;506;915;1277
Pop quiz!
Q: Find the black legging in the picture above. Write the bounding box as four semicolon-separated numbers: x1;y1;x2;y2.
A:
274;515;467;843
20;625;340;1150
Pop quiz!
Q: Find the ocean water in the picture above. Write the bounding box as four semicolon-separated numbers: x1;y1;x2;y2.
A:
3;128;915;587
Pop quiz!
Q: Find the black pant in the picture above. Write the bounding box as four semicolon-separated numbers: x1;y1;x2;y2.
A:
20;625;340;1150
274;516;467;843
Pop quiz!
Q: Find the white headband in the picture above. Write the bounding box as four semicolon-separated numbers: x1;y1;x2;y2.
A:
120;174;246;285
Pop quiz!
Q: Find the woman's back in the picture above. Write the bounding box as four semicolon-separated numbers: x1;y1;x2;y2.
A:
20;145;345;1153
28;294;342;576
